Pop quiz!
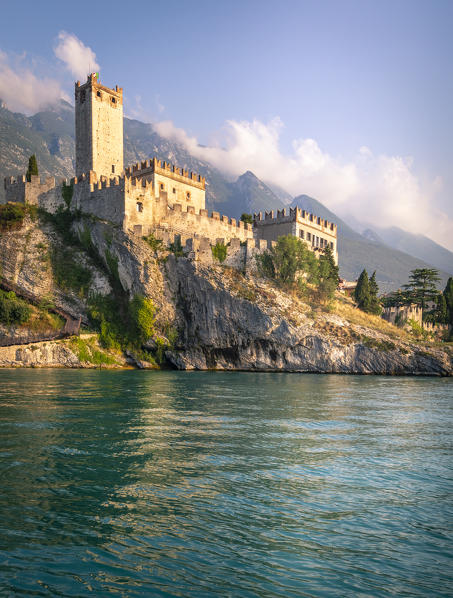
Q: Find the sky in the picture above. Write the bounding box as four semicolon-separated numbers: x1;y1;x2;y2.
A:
0;0;452;250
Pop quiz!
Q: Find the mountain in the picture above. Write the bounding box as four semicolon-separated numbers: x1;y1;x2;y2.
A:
0;100;75;201
1;101;451;293
225;171;285;216
290;195;452;293
366;225;453;277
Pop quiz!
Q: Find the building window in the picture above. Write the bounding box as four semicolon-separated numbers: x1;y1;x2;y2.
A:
160;183;164;190
186;191;191;200
111;97;116;104
173;187;176;194
136;202;143;213
330;242;334;249
97;91;101;98
307;232;311;242
112;165;115;174
299;230;305;239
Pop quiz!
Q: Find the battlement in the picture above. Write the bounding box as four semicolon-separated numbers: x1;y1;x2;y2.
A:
253;207;337;234
75;73;123;103
168;203;252;232
4;174;56;190
125;157;206;190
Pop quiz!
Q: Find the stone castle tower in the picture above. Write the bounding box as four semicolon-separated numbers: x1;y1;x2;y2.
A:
74;74;124;178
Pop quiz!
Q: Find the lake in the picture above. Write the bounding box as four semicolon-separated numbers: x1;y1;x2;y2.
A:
0;370;452;597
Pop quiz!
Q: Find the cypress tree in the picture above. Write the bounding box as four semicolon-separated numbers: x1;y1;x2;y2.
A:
25;154;38;182
436;293;448;324
368;271;382;315
354;269;370;311
444;277;453;324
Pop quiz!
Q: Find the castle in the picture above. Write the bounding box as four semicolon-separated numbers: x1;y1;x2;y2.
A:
4;73;338;263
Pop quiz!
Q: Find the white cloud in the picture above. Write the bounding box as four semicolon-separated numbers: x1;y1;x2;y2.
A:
0;50;67;114
155;117;453;251
54;31;99;81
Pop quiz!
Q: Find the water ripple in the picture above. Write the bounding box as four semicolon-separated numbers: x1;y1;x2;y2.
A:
0;370;452;597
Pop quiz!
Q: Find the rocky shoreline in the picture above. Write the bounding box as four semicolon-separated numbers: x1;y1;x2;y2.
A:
0;216;452;376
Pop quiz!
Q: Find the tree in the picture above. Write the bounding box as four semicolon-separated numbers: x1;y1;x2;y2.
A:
444;277;453;325
26;154;38;182
257;234;317;285
403;268;441;321
317;246;339;303
436;293;448;324
367;271;382;315
354;269;370;311
240;213;253;225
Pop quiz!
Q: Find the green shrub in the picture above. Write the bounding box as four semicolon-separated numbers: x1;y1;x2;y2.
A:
169;237;184;257
51;247;92;296
61;182;73;209
0;290;32;325
143;233;163;252
0;203;26;231
130;295;156;343
212;241;227;263
69;337;116;366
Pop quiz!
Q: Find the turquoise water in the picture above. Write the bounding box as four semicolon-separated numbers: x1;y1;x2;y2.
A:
0;371;452;597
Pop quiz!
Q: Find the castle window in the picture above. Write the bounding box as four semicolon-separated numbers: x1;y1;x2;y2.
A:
330;242;334;249
136;202;143;213
307;232;311;242
97;91;101;98
112;165;115;174
160;183;164;190
173;188;176;194
111;97;116;104
186;192;191;200
299;230;305;239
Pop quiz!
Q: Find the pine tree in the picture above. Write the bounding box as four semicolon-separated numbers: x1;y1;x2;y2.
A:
25;154;38;182
444;277;453;325
354;269;370;311
403;268;441;322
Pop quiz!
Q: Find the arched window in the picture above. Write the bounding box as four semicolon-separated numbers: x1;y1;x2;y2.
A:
136;202;143;213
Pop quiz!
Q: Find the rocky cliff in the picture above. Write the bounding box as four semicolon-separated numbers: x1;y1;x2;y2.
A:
0;214;451;375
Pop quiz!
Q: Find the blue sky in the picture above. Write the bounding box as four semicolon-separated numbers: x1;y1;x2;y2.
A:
1;0;452;248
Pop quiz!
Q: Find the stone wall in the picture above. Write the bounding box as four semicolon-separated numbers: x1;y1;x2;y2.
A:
128;158;206;214
4;175;64;213
73;173;127;226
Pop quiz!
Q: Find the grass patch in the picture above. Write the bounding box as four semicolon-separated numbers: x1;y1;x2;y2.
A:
360;335;396;352
69;336;117;366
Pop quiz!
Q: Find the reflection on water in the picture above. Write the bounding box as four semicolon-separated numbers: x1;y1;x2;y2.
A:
0;370;452;597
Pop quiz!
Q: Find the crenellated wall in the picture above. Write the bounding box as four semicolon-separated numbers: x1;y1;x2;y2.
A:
146;204;254;243
254;207;338;263
4;175;64;212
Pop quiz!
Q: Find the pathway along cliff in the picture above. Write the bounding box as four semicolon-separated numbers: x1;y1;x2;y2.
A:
0;211;451;375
